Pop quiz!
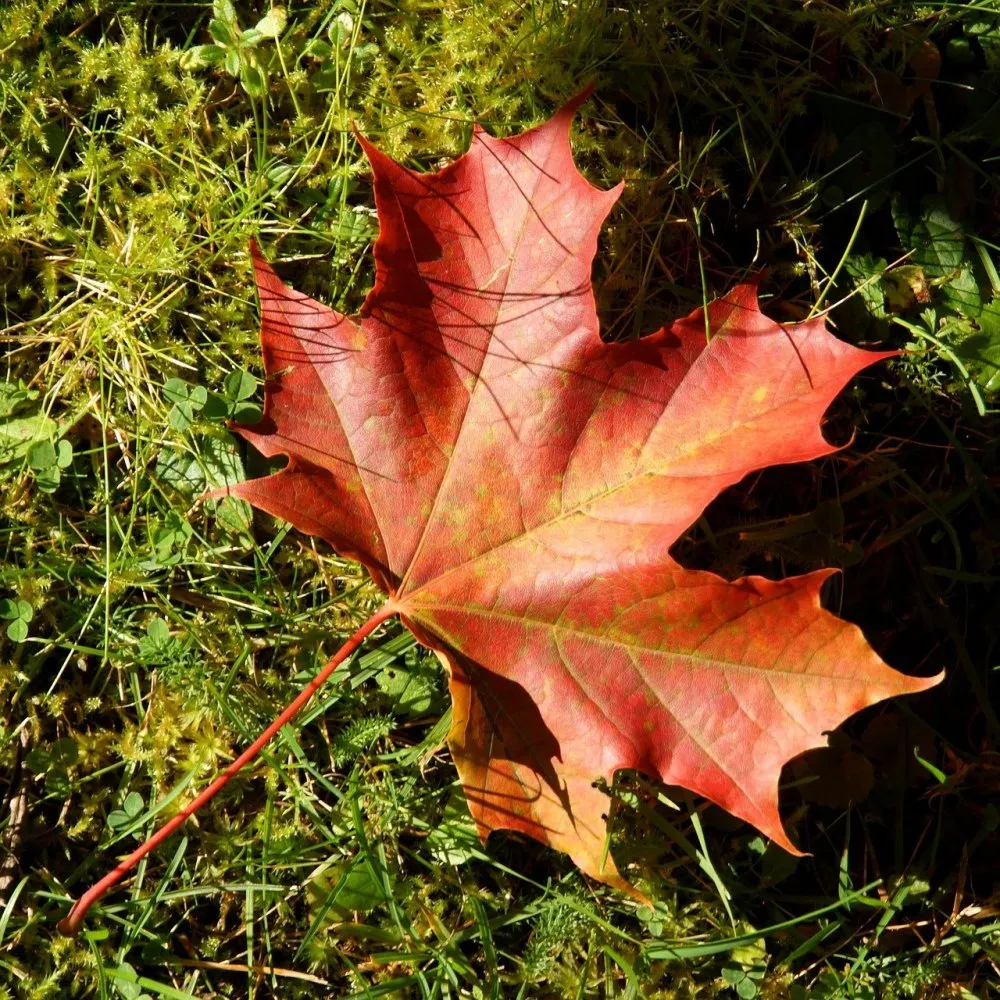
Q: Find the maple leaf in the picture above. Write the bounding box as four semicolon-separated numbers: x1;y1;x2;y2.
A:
59;96;943;934
222;95;941;885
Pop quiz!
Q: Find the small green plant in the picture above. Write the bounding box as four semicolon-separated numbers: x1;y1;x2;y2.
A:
179;0;287;98
163;370;260;430
143;511;193;569
107;792;145;833
846;196;1000;410
635;902;670;937
162;379;207;432
111;961;153;1000
0;597;32;643
374;643;439;718
331;714;394;767
202;369;261;424
27;438;72;492
0;381;56;467
0;380;38;418
301;2;379;91
424;790;480;865
721;962;767;999
136;618;175;661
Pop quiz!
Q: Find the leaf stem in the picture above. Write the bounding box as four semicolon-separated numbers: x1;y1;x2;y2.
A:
58;603;398;936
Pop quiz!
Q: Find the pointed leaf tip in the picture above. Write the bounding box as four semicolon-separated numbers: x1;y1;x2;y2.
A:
558;84;596;119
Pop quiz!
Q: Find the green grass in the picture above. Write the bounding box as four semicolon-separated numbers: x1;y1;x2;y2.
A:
1;0;999;997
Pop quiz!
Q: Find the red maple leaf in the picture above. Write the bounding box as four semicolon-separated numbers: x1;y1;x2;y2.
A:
61;94;940;931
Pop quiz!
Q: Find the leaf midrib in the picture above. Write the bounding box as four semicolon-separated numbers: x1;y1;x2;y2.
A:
404;600;849;681
396;131;570;597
